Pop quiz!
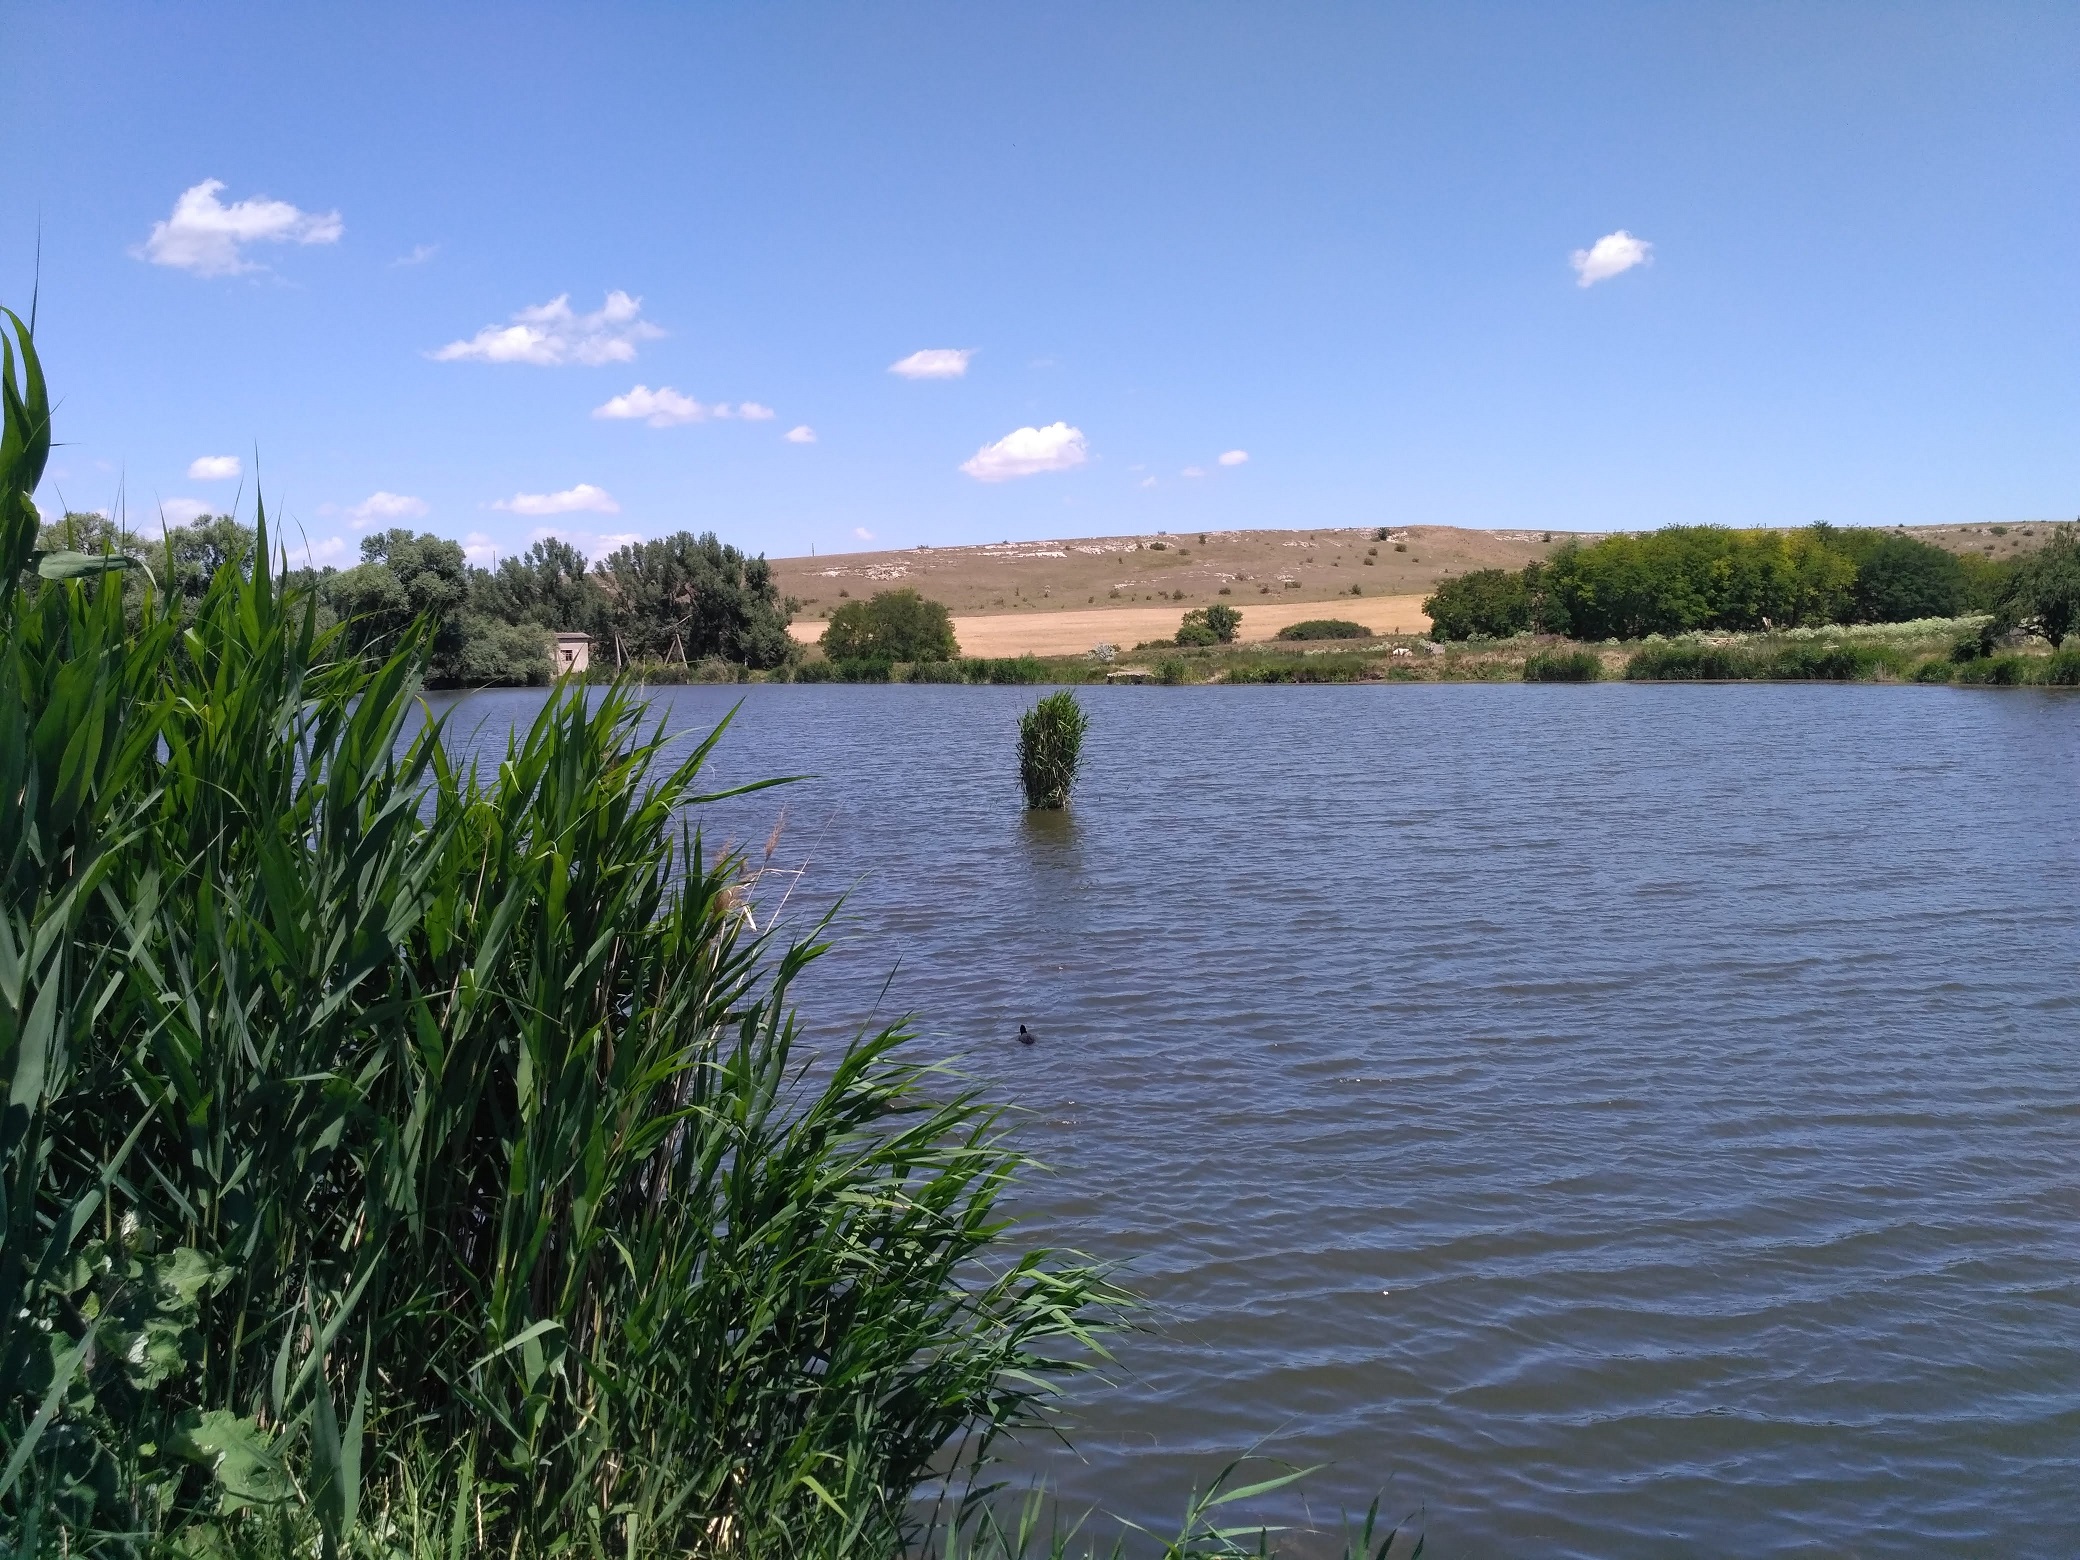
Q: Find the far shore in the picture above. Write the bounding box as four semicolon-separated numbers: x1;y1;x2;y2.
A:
787;594;1433;657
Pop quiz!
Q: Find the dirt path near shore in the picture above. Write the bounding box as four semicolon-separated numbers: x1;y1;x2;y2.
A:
787;594;1432;656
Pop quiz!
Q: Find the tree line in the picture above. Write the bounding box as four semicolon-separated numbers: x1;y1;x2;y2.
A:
1422;523;2079;646
36;511;797;682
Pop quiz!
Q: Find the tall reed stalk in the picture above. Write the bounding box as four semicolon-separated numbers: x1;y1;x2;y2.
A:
0;309;1123;1558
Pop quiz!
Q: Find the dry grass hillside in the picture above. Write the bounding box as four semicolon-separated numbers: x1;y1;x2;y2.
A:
772;520;2063;656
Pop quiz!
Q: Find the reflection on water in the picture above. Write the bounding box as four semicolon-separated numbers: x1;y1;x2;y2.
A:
429;683;2080;1558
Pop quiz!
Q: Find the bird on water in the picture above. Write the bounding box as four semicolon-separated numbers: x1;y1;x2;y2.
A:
1017;1025;1036;1046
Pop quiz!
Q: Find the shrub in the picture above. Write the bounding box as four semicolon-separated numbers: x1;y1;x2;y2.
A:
1175;602;1240;646
1017;690;1089;808
1276;618;1371;641
821;587;960;661
794;654;895;682
1991;527;2080;648
2041;647;2080;686
1523;648;1601;682
1952;653;2033;686
1423;567;1534;639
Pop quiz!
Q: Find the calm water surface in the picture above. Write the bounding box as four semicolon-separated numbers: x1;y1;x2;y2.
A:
434;684;2080;1557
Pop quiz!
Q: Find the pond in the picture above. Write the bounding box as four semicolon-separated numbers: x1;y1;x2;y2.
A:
433;682;2080;1557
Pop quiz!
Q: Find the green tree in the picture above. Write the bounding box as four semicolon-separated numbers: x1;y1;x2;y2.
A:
327;527;471;670
1423;566;1535;639
160;513;256;601
1173;602;1241;646
1994;526;2080;648
820;587;959;661
473;535;598;630
1815;526;1967;622
325;528;549;684
594;530;794;668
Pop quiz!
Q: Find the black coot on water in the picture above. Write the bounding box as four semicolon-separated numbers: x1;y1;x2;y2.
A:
1017;1025;1036;1046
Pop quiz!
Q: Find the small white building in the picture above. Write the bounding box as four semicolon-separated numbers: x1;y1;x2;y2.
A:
554;632;592;676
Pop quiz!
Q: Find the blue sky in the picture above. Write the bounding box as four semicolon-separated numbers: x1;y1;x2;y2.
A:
4;3;2076;566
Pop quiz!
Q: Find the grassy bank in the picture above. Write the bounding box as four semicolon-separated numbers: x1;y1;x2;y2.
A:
637;616;2080;689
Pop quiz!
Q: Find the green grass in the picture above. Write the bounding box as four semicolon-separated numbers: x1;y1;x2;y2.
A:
1522;649;1601;682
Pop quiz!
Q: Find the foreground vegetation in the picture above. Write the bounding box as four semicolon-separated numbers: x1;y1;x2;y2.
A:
4;315;1425;1557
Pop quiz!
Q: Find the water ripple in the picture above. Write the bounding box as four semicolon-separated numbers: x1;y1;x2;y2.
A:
433;683;2080;1557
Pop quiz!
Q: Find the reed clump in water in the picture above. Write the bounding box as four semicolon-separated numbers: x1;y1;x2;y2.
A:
1018;690;1089;809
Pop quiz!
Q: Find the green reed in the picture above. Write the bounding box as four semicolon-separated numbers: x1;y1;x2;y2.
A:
0;309;1124;1558
1017;692;1089;809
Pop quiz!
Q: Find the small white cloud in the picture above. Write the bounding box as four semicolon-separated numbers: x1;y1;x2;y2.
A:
889;348;973;380
594;385;708;427
530;525;640;559
304;536;349;565
160;498;212;525
494;483;619;516
853;527;875;541
139;179;343;276
391;243;438;268
461;532;498;565
188;454;241;480
1571;230;1652;287
960;422;1088;482
785;425;818;444
1139;476;1157;489
737;402;775;421
1217;449;1249;467
1180;466;1205;479
347;491;429;527
433;292;662;366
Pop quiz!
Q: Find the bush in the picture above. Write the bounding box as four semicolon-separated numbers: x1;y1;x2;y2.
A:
1276;618;1370;641
820;587;959;661
793;654;895;682
2041;648;2080;686
1017;690;1089;808
1175;602;1241;646
1423;567;1534;639
1523;648;1601;682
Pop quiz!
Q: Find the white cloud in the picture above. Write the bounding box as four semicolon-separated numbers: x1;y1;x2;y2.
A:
494;484;620;516
593;387;780;427
188;454;241;480
160;498;211;525
889;348;973;380
853;527;875;541
461;532;498;565
139;179;343;276
347;491;429;528
530;525;641;559
785;425;818;444
594;385;708;426
433;292;662;366
1218;449;1249;467
1571;230;1652;287
1139;476;1157;489
391;243;438;268
960;422;1088;482
303;536;349;565
1180;466;1205;479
